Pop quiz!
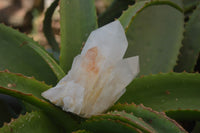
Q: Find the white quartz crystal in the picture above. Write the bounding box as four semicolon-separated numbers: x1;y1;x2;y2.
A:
42;20;139;118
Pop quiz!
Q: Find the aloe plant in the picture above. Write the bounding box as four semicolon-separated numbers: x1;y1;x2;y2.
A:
0;0;200;132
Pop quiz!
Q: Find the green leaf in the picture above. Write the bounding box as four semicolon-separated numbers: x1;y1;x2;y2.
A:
0;71;51;99
136;0;183;8
158;0;183;7
80;113;149;133
82;119;139;133
43;0;59;52
110;103;187;133
0;111;61;133
119;1;148;30
109;111;156;132
93;112;156;132
26;40;65;81
120;1;184;76
60;0;97;73
0;86;79;132
183;0;200;12
0;24;65;84
119;1;183;30
174;3;200;72
118;72;200;120
81;109;186;133
98;0;135;27
21;101;40;113
0;71;50;113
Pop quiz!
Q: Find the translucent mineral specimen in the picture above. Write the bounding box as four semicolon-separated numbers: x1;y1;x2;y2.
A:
42;20;139;118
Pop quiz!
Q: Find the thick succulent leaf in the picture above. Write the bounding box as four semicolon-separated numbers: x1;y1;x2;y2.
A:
174;3;200;72
0;71;50;99
60;0;97;73
98;0;135;27
81;119;141;133
136;0;182;7
156;0;183;7
119;1;148;30
119;0;183;30
26;39;65;81
80;113;151;133
21;101;40;112
0;24;65;84
0;86;79;132
120;1;184;76
183;0;200;12
43;0;59;52
159;0;183;7
81;109;186;133
0;111;61;133
110;103;187;133
118;72;200;120
92;112;156;132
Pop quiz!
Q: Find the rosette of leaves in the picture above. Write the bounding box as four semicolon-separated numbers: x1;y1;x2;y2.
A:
0;0;200;132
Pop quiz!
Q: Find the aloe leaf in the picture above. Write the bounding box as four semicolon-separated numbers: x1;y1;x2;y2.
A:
26;39;65;80
183;0;200;12
0;86;79;132
43;0;59;52
0;111;61;133
0;71;49;113
21;100;40;113
0;71;50;99
119;0;184;76
118;72;200;120
109;111;156;132
159;0;183;7
136;0;183;7
0;24;65;84
174;3;200;72
80;113;150;133
82;119;141;133
60;0;97;73
119;0;183;30
110;103;187;133
98;0;135;27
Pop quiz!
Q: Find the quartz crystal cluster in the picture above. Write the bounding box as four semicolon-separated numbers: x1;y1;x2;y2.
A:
42;20;139;118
